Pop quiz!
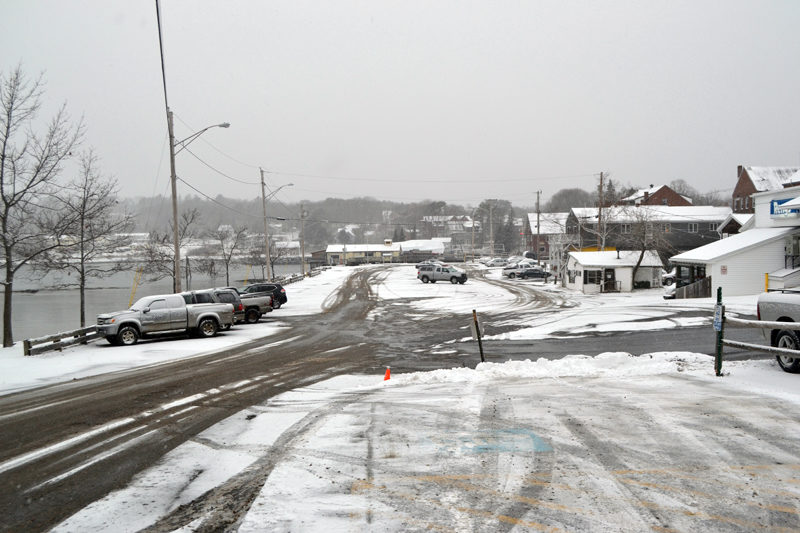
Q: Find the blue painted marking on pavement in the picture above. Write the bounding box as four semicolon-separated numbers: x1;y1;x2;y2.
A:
459;428;553;454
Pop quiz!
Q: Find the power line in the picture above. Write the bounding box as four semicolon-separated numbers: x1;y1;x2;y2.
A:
182;146;260;185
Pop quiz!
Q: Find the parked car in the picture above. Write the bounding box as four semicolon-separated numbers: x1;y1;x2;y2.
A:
415;259;444;269
662;269;676;286
239;282;287;309
756;290;800;373
484;258;508;267
96;293;234;346
418;264;467;284
502;261;536;278
518;267;551;280
215;287;273;322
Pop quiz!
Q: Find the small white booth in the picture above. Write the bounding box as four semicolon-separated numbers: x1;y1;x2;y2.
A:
566;250;663;294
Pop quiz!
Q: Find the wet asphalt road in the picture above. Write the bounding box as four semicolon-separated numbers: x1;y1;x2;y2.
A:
0;266;773;531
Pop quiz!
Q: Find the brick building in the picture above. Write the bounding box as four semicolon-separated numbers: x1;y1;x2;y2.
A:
619;185;692;207
732;166;800;214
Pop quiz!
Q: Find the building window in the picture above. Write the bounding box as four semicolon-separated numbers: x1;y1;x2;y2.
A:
734;197;741;211
584;270;601;285
662;223;671;233
621;224;631;234
688;223;698;233
661;198;668;205
708;223;716;231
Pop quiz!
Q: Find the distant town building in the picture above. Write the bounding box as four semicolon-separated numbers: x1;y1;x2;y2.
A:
732;166;800;214
619;185;692;207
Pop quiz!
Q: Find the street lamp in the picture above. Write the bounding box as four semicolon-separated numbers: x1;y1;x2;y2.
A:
259;168;293;282
167;111;230;293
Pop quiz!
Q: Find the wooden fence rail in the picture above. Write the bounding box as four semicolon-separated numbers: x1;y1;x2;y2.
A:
23;326;101;356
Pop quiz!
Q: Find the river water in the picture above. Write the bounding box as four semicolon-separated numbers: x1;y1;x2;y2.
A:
3;263;302;342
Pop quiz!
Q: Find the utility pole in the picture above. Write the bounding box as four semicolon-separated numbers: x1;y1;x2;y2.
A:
300;203;307;276
597;171;605;251
260;167;273;281
167;110;181;293
536;190;541;266
489;200;495;256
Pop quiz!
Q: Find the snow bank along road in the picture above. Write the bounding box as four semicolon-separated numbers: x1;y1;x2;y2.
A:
0;265;793;531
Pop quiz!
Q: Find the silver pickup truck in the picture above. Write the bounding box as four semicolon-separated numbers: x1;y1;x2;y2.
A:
417;264;468;284
96;293;235;346
756;290;800;373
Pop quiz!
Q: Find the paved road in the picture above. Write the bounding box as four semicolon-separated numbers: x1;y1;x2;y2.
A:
0;266;774;531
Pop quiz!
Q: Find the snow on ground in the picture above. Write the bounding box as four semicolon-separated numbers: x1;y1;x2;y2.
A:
54;354;800;532
7;262;797;531
0;265;762;394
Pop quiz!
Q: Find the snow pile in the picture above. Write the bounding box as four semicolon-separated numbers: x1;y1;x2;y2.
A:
391;351;711;385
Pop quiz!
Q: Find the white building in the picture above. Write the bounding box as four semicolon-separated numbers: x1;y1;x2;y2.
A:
670;185;800;297
566;250;663;294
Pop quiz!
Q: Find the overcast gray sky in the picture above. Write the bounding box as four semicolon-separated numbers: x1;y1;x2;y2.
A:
3;1;799;207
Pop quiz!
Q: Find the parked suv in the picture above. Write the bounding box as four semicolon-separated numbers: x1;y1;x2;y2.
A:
240;283;287;309
182;288;246;325
417;264;467;284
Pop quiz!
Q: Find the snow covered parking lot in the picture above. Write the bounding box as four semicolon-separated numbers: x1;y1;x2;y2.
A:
2;265;799;531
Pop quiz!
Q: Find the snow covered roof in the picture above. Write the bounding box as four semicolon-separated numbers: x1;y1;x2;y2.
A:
325;243;401;253
397;239;445;253
568;250;663;268
670;227;797;264
717;213;753;233
571;205;731;223
526;212;569;234
743;166;800;192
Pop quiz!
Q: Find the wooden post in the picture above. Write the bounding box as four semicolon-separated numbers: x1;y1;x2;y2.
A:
472;309;485;363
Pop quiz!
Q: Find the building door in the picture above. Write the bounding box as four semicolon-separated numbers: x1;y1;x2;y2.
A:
603;268;616;292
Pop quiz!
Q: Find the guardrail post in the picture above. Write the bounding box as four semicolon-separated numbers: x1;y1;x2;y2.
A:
714;287;724;376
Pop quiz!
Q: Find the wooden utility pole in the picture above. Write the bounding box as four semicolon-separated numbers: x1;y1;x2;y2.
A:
260;168;273;281
536;190;541;265
597;171;605;251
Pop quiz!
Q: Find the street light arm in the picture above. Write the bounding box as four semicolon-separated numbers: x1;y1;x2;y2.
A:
174;122;230;154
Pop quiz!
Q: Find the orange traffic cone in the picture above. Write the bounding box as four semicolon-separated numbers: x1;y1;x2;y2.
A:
383;367;391;381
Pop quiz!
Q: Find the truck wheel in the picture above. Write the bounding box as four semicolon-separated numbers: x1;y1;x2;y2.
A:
775;330;800;373
273;300;282;309
421;276;429;283
450;277;458;284
197;318;218;338
245;308;260;324
509;273;515;279
117;326;139;346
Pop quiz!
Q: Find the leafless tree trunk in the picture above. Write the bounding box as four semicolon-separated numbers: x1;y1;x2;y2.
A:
37;150;134;327
209;225;248;286
0;66;83;346
142;208;201;290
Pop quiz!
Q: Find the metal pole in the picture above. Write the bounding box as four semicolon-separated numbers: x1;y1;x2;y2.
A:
260;168;272;282
300;203;306;276
168;109;181;293
715;286;724;376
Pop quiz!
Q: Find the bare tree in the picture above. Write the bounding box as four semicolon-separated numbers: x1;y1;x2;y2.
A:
209;225;248;286
268;239;295;279
0;66;83;346
39;150;134;327
619;206;676;286
142;208;201;291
